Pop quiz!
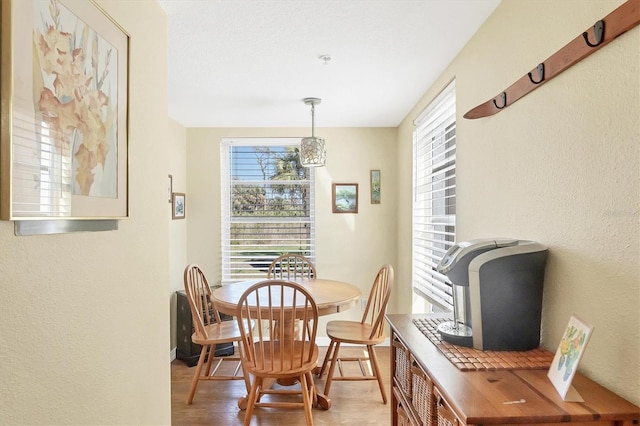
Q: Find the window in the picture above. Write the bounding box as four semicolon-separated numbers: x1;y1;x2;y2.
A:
221;138;315;283
412;80;456;311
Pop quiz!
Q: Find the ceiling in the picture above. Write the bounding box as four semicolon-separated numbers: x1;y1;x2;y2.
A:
158;0;501;128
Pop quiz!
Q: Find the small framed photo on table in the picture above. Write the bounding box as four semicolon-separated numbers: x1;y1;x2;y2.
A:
547;314;593;401
172;193;186;219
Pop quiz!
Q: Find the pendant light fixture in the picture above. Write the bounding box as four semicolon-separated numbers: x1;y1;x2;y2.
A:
299;97;326;167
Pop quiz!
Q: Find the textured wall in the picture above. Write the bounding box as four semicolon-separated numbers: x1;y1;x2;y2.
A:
396;0;639;405
168;118;187;351
0;1;172;423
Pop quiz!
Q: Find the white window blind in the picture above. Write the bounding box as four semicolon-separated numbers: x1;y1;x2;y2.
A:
221;138;315;284
412;80;456;310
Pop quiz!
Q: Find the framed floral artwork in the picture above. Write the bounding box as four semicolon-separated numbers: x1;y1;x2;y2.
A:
547;314;593;401
1;0;129;220
332;183;358;213
172;193;185;220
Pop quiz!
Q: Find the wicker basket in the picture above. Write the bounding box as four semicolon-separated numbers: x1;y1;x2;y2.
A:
411;364;437;426
393;338;412;398
397;402;411;426
434;387;459;426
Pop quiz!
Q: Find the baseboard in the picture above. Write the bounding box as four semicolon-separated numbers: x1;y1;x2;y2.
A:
170;347;176;362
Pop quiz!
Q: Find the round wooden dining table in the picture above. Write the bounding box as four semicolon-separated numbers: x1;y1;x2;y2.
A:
211;277;362;317
210;277;361;410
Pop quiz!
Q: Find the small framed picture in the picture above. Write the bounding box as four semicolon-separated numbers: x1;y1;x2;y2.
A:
547;314;593;401
332;183;358;213
172;193;186;220
168;174;173;203
370;170;381;204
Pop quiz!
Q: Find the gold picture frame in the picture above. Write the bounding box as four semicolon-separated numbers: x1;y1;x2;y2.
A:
332;183;358;213
172;193;186;220
370;170;381;204
1;0;129;220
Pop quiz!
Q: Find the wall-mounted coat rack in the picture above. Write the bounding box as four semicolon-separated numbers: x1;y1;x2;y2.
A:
464;0;640;119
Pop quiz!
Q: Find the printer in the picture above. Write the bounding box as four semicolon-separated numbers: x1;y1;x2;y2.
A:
435;238;548;351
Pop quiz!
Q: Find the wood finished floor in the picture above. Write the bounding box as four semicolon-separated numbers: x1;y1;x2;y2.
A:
171;346;391;425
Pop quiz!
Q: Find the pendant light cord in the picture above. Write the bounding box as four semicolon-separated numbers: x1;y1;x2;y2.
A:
311;103;316;138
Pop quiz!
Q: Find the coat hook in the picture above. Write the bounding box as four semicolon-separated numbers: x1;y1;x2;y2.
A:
583;20;605;47
493;92;507;109
528;63;545;84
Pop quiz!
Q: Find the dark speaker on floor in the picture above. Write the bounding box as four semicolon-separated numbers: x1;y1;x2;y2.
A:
176;289;234;367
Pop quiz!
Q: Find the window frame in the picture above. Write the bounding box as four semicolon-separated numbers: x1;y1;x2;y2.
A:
412;80;457;312
220;138;315;284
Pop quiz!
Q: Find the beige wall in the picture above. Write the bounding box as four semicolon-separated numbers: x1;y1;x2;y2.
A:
2;1;631;422
0;1;172;424
397;0;639;404
185;127;398;337
168;118;187;350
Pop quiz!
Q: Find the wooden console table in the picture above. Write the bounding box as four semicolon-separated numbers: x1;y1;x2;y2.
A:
386;314;640;426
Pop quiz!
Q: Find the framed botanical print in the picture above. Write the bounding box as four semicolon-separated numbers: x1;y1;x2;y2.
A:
1;0;129;219
370;170;381;204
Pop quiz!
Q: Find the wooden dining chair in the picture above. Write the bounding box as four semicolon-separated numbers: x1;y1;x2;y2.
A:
267;254;316;279
236;280;320;426
268;254;317;339
183;264;252;404
317;264;394;404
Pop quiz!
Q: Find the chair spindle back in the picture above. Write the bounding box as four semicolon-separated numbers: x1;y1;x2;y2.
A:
184;264;222;340
361;264;393;340
237;280;318;373
268;254;317;280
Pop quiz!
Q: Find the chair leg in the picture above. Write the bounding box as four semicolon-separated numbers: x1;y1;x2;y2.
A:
306;371;318;407
323;341;341;397
186;345;208;404
243;376;261;426
243;374;251;393
368;345;387;404
318;339;336;377
238;344;252;394
299;373;314;426
203;344;215;376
